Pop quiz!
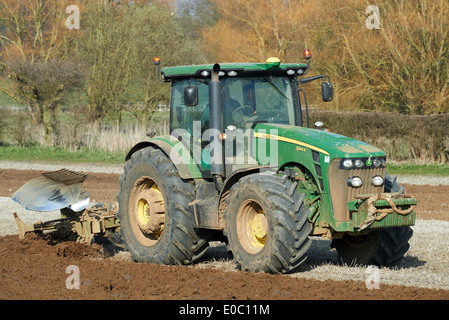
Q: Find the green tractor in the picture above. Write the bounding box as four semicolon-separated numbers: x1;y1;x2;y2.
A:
117;51;416;274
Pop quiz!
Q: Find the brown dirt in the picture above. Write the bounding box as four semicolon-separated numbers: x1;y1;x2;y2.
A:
1;168;449;300
1;233;449;301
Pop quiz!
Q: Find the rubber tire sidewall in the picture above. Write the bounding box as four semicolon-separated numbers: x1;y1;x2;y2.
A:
224;173;312;274
117;147;208;265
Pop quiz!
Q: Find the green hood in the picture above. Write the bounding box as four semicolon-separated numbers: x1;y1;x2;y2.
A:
254;123;386;159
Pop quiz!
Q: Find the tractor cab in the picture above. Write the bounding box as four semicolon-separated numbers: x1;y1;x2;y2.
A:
161;54;332;132
157;53;333;180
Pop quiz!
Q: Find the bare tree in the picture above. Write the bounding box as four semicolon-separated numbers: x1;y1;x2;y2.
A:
0;0;79;63
203;0;304;62
0;0;82;117
74;0;206;129
123;2;206;128
7;59;86;145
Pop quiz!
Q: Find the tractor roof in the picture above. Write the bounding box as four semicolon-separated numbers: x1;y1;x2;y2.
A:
160;61;308;80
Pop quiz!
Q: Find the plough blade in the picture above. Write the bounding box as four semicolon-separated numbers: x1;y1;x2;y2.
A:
12;169;90;212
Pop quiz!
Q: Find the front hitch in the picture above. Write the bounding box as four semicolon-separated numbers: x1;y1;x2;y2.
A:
348;193;417;232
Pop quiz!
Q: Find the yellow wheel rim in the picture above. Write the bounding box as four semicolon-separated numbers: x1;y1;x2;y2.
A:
236;200;268;254
129;178;165;247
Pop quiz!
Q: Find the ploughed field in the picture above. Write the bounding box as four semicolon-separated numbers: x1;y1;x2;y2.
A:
0;164;448;300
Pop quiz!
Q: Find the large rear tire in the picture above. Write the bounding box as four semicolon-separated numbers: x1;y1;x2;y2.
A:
117;147;210;265
223;173;313;274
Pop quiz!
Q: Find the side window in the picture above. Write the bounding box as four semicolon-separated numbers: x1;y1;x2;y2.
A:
170;83;183;131
170;79;209;134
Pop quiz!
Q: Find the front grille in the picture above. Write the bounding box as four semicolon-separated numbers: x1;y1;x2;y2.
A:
328;159;385;222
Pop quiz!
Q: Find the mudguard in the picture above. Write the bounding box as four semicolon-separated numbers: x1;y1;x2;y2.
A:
125;136;206;180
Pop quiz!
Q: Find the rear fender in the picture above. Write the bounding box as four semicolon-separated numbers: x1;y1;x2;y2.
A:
125;137;204;179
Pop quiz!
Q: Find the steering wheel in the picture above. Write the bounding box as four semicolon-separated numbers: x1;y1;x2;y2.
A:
231;106;257;128
232;105;254;118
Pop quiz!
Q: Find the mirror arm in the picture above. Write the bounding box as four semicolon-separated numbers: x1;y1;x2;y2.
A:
297;74;330;85
298;89;309;128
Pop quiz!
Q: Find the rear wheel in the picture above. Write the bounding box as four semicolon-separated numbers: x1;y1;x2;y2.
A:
223;173;313;274
117;147;210;265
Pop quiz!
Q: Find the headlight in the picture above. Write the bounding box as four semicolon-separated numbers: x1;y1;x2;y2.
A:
341;157;386;170
372;175;384;186
373;158;381;167
343;159;353;168
354;159;364;168
347;176;363;188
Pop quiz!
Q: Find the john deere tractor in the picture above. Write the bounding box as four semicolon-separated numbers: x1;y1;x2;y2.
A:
117;51;416;274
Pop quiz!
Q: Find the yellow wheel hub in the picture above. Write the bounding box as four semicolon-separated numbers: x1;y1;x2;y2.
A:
136;199;150;226
251;210;268;241
236;200;268;254
130;178;165;247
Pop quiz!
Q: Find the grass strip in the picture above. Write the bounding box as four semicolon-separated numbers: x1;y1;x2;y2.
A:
386;163;449;176
0;145;125;164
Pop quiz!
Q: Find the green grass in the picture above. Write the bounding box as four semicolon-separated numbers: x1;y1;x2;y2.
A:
386;163;449;176
0;92;20;106
0;145;448;176
0;145;125;164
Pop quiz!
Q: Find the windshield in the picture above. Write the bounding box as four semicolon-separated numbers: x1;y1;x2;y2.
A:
222;76;295;128
170;76;296;133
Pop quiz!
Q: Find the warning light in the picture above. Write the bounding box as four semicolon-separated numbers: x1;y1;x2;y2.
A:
303;49;312;60
263;57;281;70
153;57;161;65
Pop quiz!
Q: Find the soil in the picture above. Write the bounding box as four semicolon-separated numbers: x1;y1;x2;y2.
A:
1;169;449;301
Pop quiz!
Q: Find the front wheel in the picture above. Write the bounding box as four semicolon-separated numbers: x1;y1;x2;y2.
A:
331;173;413;266
223;173;313;274
331;226;413;266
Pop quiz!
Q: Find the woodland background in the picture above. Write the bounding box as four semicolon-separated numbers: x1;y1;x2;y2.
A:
0;0;448;163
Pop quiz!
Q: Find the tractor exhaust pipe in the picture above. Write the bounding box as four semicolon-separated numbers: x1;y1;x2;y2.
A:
209;63;224;190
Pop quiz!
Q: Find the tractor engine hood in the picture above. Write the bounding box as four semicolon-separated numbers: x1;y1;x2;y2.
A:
253;123;386;159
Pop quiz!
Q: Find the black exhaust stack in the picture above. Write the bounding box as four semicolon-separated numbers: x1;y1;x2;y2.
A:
209;64;224;190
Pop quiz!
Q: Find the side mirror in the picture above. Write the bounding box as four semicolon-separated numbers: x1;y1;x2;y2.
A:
321;81;333;102
183;84;198;106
